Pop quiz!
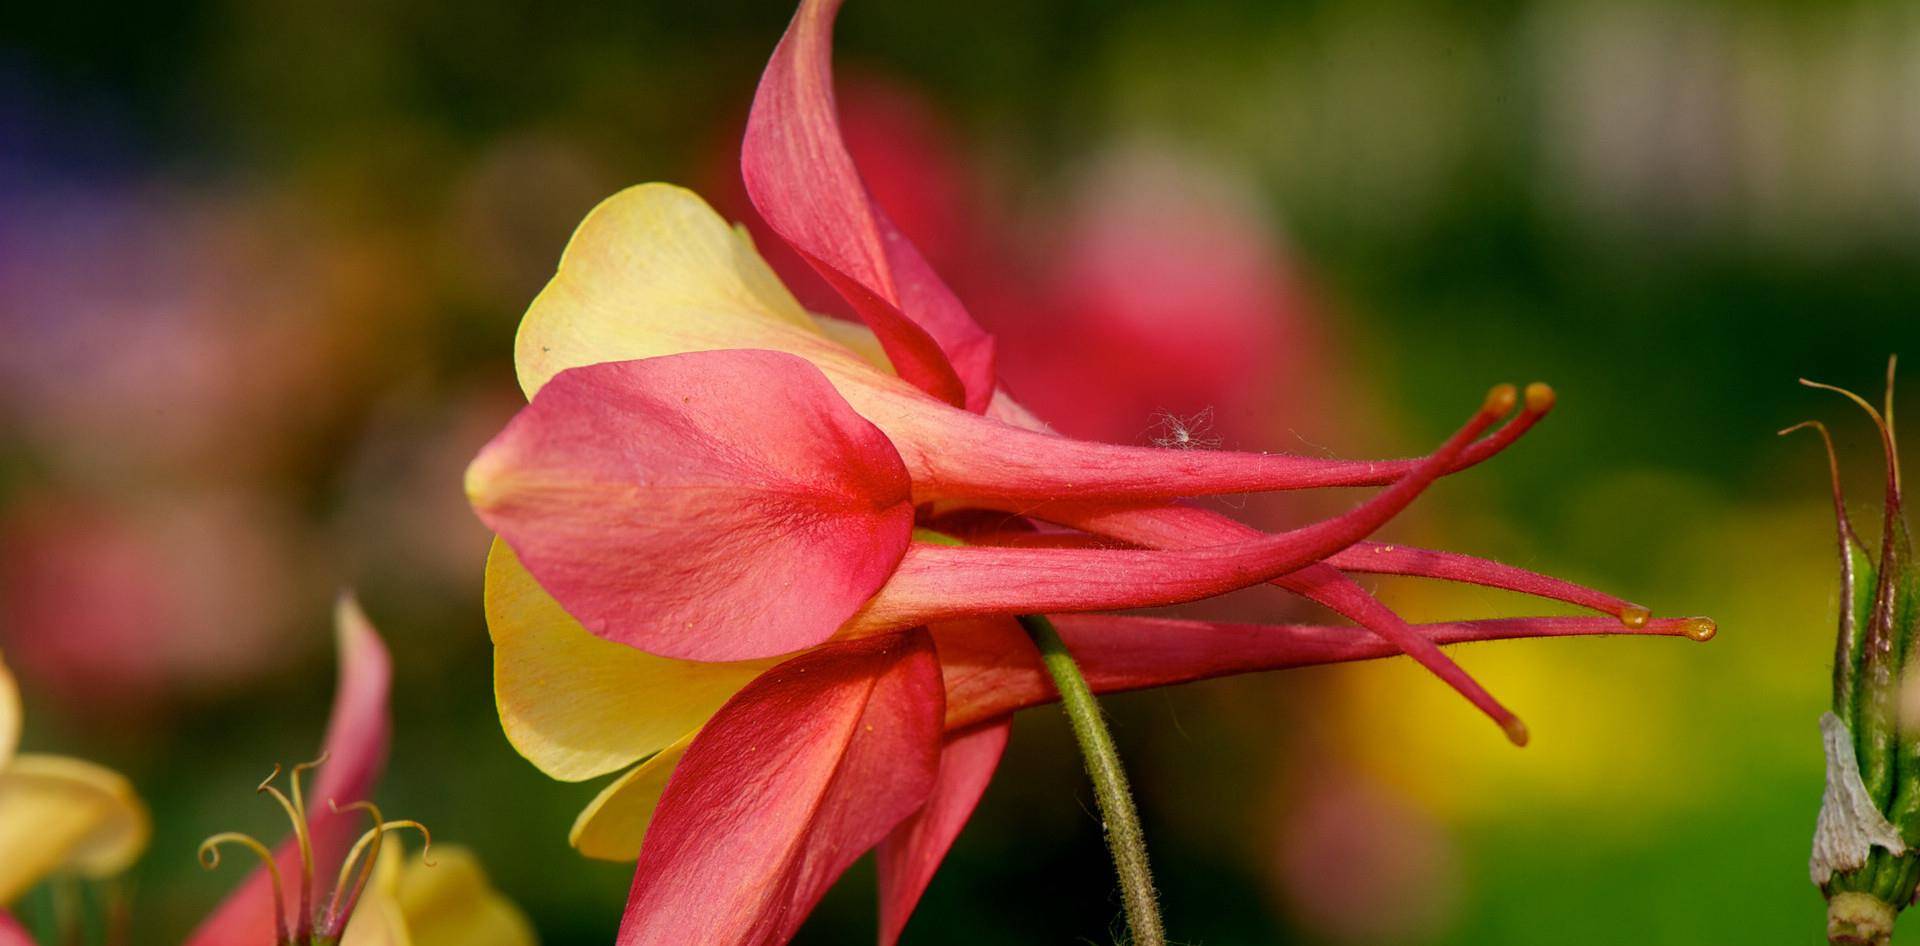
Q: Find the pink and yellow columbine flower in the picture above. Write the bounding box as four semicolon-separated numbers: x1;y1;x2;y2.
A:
465;1;1715;942
186;598;533;946
0;651;148;935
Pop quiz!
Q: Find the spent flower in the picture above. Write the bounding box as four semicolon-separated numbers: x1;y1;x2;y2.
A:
1796;360;1920;945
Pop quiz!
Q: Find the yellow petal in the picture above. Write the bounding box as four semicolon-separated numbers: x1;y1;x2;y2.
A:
812;315;895;374
516;183;887;399
397;847;537;946
342;845;537;946
0;754;150;903
0;653;18;770
339;848;411;946
487;538;772;781
567;730;695;862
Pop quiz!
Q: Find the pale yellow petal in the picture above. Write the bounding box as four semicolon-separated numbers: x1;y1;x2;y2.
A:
0;754;150;903
811;314;895;374
390;846;537;946
567;730;696;862
515;183;885;398
0;653;18;770
487;539;772;781
339;847;412;946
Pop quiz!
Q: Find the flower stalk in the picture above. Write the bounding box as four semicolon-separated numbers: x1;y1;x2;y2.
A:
1018;614;1165;946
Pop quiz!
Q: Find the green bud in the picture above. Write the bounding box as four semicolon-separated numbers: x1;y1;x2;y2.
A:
1798;359;1919;946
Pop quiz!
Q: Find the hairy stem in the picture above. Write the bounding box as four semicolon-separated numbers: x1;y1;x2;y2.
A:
1018;614;1166;946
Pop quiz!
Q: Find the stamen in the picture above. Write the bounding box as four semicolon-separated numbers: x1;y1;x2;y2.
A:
324;811;432;938
199;832;291;946
257;764;318;944
324;800;385;936
289;753;327;825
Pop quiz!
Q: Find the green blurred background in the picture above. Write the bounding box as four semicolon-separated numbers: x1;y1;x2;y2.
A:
3;0;1918;942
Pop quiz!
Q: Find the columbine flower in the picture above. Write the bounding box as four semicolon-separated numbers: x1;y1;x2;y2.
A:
0;649;149;932
465;0;1714;942
187;597;533;946
1798;361;1918;946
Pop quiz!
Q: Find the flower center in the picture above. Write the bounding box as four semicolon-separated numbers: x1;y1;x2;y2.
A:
197;754;430;946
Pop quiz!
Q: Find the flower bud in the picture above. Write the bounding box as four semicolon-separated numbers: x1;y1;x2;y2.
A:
1798;360;1920;945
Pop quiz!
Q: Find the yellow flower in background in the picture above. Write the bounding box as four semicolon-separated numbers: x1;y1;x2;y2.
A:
0;651;149;905
1332;471;1836;825
338;845;536;946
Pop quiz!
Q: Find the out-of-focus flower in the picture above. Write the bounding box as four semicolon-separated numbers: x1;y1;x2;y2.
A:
333;387;522;591
187;598;532;946
1793;363;1919;946
0;912;30;946
1271;769;1459;942
0;491;302;709
337;844;535;946
993;149;1341;448
0;186;396;482
0;651;150;917
707;77;1349;454
0;175;426;710
466;1;1713;943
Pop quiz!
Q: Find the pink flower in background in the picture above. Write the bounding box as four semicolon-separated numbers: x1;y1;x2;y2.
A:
0;178;430;708
1271;769;1460;941
0;492;300;709
707;77;1354;451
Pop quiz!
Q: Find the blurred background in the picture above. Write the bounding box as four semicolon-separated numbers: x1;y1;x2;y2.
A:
3;0;1919;941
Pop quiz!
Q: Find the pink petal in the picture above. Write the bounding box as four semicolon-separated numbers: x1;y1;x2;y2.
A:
468;350;915;662
618;631;944;946
187;596;391;946
744;0;996;411
0;911;35;946
936;613;1709;730
706;77;984;323
875;721;1009;946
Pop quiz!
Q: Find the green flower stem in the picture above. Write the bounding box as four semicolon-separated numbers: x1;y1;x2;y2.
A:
1017;614;1166;946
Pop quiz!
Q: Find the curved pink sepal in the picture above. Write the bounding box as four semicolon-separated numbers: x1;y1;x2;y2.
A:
186;596;392;946
1031;502;1532;736
745;0;996;410
469;350;916;662
875;720;1009;946
617;630;945;946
